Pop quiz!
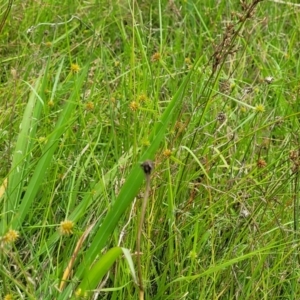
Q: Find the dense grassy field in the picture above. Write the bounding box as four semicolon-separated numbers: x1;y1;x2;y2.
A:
1;0;300;299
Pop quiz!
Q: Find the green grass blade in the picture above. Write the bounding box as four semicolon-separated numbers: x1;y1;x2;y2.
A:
78;247;123;293
122;247;138;285
73;247;136;297
10;62;89;229
4;73;43;232
82;70;192;262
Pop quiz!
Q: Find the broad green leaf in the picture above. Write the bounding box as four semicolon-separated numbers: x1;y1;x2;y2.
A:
79;247;123;292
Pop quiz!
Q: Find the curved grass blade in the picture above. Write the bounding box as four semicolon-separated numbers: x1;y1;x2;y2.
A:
3;72;43;233
78;247;123;293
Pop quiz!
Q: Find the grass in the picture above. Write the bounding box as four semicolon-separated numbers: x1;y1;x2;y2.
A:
1;0;300;299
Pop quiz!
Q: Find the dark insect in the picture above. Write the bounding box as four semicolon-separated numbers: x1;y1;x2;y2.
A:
140;160;154;175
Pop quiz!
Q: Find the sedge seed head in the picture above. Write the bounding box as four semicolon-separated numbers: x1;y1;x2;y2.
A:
175;121;185;133
75;288;88;298
255;104;265;113
289;150;298;161
257;159;267;168
71;63;81;74
3;229;19;244
141;138;150;146
48;99;54;107
217;112;226;123
151;52;161;62
188;250;197;260
129;101;140;111
184;57;191;65
59;220;74;235
163;149;172;157
38;136;47;143
138;93;147;102
85;101;95;111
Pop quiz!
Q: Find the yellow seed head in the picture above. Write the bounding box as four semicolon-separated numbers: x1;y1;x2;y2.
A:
129;101;140;111
255;104;265;113
59;220;74;235
75;288;88;298
138;93;147;102
38;136;47;143
4;229;19;244
151;52;161;62
189;250;197;260
4;294;14;300
141;138;150;146
85;101;95;111
163;149;172;157
48;99;54;107
71;63;81;74
184;57;191;65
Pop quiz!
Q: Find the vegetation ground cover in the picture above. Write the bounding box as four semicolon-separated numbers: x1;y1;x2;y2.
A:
1;0;300;299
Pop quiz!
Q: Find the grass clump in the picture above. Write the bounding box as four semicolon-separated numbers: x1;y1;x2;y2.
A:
1;0;300;299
